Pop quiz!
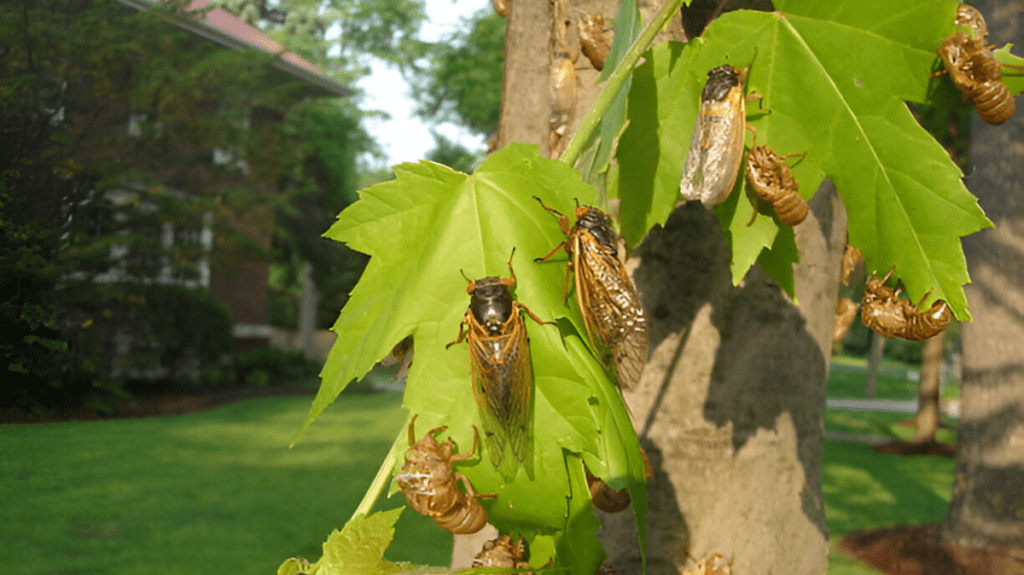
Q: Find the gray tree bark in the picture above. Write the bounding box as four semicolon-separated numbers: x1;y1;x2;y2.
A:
942;0;1024;550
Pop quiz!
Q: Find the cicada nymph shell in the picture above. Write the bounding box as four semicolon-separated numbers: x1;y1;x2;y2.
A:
379;335;413;384
680;64;760;208
578;13;612;71
861;268;952;341
395;415;495;534
840;243;863;286
549;2;578;158
744;144;808;226
585;446;653;513
936;6;1017;125
447;250;552;480
534;197;649;390
833;297;859;344
472;534;531;573
491;0;509;18
683;552;734;575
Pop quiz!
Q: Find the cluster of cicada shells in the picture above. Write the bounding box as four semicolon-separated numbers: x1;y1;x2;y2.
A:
936;5;1017;125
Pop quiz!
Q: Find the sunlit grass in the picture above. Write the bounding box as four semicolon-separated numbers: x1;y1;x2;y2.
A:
827;355;960;400
824;410;958;444
0;392;448;575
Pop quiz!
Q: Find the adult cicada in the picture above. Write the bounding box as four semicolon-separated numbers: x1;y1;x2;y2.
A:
861;268;952;341
680;64;759;208
534;197;648;390
744;144;808;226
394;415;495;534
447;250;551;480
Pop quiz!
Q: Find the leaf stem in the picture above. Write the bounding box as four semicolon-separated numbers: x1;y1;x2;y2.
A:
350;430;406;521
559;0;689;166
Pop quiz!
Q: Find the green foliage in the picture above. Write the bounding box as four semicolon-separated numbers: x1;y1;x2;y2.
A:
277;508;418;575
424;132;483;173
233;348;321;387
616;0;991;313
302;144;647;572
412;9;506;137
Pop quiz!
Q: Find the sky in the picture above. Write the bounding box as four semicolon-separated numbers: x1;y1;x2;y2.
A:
356;0;490;168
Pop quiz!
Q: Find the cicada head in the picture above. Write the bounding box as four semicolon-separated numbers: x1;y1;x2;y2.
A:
573;205;619;255
701;64;742;103
468;277;515;334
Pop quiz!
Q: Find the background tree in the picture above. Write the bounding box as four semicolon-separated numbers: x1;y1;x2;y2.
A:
943;0;1024;552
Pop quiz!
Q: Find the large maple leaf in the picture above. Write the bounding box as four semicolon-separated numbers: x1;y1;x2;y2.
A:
298;144;646;573
617;0;992;317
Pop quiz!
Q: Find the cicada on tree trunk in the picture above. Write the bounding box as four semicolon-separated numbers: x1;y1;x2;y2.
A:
534;198;649;390
447;250;551;481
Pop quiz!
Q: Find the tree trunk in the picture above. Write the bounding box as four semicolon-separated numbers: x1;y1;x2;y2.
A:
913;332;943;443
942;0;1024;551
864;331;884;397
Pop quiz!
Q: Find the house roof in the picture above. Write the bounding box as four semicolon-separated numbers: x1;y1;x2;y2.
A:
115;0;351;97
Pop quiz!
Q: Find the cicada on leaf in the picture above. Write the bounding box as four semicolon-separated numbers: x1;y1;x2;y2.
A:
534;197;649;390
447;250;551;481
680;64;759;208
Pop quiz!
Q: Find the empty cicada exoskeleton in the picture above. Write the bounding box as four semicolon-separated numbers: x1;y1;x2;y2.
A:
534;197;649;390
744;144;808;226
935;6;1017;125
447;250;552;481
840;243;863;286
578;13;612;71
861;268;953;341
680;64;761;208
585;446;653;513
491;0;508;18
472;534;531;573
379;335;413;384
394;415;495;534
833;297;859;344
683;552;734;575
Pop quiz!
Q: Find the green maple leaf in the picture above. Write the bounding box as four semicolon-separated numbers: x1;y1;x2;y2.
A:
299;143;647;572
617;0;991;317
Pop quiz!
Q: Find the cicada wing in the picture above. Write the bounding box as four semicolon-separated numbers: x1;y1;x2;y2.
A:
575;234;648;389
467;323;531;481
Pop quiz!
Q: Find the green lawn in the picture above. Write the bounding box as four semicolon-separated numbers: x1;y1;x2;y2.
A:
0;392;448;575
827;355;960;400
2;375;957;575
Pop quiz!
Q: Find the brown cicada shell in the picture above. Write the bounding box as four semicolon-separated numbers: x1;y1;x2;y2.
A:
683;552;734;575
861;268;952;341
578;13;612;71
491;0;509;18
394;415;495;534
744;144;808;226
833;297;859;344
680;64;760;208
585;446;653;514
379;335;414;384
840;243;862;286
534;197;649;390
935;6;1017;125
472;534;532;573
448;250;552;480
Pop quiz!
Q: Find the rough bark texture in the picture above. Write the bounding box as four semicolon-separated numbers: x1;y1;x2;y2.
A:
942;0;1024;550
595;184;843;575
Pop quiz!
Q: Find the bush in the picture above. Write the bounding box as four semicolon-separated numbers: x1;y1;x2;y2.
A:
233;348;320;387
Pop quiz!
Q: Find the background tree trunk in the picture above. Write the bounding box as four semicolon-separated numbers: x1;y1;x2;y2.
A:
864;331;884;397
913;332;943;443
942;0;1024;550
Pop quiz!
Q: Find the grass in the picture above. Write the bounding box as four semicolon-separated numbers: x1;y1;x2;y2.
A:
0;392;448;575
2;356;958;575
827;355;960;400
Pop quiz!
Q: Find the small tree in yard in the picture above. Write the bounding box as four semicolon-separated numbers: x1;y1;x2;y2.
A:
279;0;1021;574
